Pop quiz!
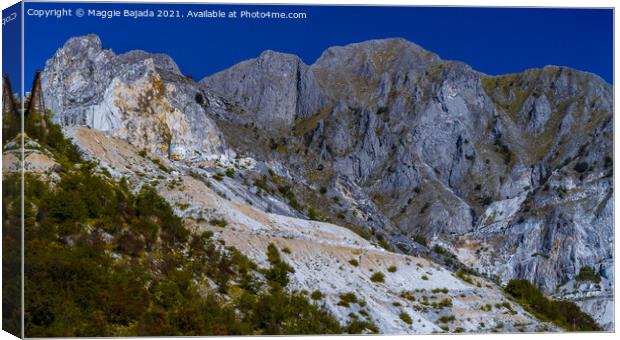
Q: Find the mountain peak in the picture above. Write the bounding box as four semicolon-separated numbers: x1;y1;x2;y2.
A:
257;49;303;62
200;48;324;129
63;33;103;50
41;35;227;160
314;37;440;71
56;34;108;61
320;37;437;57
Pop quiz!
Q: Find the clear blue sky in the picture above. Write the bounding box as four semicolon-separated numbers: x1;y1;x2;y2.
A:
2;2;22;94
12;2;615;92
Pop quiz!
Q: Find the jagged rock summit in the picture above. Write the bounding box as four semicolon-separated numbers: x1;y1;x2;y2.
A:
41;34;227;160
200;49;326;130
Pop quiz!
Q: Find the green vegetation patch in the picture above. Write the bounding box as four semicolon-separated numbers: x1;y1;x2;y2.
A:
438;315;455;323
505;279;601;331
413;235;427;247
370;272;385;283
263;243;295;289
345;321;379;334
399;312;413;325
575;266;601;284
310;290;324;301
209;218;228;228
456;270;473;284
337;292;359;308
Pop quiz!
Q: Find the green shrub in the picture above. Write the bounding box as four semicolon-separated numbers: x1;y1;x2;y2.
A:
276;185;302;211
413;235;427;246
377;237;392;251
456;270;473;284
348;259;359;267
209;218;228;228
288;197;301;211
150;158;171;173
438;315;455;323
387;265;397;273
399;291;416;301
264;244;295;288
307;207;320;221
575;266;601;283
399;312;413;325
499;301;514;313
345;320;379;334
310;290;324;300
337;292;358;307
370;272;385;283
225;168;235;178
435;298;452;308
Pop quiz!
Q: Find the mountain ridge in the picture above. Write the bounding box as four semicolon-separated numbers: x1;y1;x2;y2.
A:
38;34;614;331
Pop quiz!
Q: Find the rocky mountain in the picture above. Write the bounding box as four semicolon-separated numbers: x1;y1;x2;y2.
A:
199;38;614;329
37;34;613;332
41;34;227;160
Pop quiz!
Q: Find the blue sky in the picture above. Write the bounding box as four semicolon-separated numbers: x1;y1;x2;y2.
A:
2;2;21;95
11;2;615;92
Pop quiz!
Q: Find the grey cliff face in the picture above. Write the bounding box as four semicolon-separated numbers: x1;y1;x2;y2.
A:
199;50;325;130
41;34;115;123
41;34;227;160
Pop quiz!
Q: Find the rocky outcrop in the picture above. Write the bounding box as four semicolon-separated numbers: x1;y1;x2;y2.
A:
3;136;59;181
41;34;227;160
200;50;325;130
